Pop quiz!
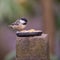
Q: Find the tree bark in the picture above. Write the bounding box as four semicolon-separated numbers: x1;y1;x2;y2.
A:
41;0;55;55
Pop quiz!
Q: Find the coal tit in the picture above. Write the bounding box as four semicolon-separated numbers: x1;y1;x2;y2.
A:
9;18;28;31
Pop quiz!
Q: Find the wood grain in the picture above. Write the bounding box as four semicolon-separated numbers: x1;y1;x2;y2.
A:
16;34;50;60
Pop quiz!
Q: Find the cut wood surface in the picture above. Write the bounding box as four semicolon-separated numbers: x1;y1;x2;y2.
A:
16;34;50;60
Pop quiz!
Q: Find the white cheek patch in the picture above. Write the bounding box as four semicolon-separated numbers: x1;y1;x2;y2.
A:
20;19;25;24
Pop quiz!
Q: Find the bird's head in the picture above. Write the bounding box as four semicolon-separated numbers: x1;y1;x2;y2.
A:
19;18;28;25
9;18;28;31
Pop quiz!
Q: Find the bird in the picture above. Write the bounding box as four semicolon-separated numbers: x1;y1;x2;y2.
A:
9;18;28;31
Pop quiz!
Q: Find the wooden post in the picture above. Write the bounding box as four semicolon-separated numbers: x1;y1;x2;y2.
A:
16;34;50;60
41;0;55;55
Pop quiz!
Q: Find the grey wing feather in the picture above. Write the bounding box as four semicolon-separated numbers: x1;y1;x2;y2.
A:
11;20;20;25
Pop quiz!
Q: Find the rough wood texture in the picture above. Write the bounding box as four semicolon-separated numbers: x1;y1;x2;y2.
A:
16;34;49;60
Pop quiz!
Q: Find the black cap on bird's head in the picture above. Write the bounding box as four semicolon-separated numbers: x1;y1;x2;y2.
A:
11;17;28;26
20;18;28;25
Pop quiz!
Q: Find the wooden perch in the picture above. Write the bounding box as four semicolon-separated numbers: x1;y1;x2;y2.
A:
16;34;50;60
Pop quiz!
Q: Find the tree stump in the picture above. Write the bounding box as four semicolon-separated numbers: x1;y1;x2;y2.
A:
16;34;49;60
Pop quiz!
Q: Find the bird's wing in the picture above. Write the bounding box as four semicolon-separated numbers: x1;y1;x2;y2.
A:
11;20;20;25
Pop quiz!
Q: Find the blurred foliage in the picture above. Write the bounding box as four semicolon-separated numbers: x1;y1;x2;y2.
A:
55;15;60;29
0;0;21;24
0;0;60;29
55;0;60;29
0;0;37;24
54;0;60;4
55;0;60;3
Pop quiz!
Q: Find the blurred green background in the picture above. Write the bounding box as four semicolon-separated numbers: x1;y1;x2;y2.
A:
0;0;60;60
0;0;60;29
0;0;37;24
